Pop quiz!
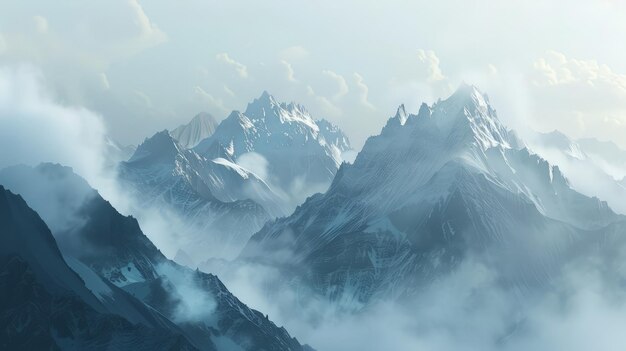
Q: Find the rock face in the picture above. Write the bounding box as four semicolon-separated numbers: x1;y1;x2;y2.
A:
0;165;313;351
239;84;625;308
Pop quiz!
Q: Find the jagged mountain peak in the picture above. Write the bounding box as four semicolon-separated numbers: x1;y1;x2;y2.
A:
432;84;509;148
379;84;511;153
251;90;306;112
194;92;352;193
259;89;273;101
244;91;316;129
246;91;280;113
431;83;493;119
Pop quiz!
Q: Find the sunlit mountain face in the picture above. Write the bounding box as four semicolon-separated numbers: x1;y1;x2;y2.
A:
2;2;626;350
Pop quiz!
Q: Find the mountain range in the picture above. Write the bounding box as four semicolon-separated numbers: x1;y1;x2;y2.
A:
118;92;352;262
237;84;626;308
3;84;626;350
195;92;351;194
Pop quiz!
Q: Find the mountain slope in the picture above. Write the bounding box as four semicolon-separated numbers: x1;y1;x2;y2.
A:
171;112;219;149
238;85;624;307
0;185;198;351
0;164;313;351
0;163;164;285
117;131;277;260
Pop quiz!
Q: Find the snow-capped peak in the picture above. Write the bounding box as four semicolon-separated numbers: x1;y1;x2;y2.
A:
422;84;511;151
193;92;353;212
376;84;512;156
245;91;318;131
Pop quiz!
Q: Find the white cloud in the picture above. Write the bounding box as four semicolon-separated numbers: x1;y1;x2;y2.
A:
212;245;626;351
216;52;248;78
126;0;164;42
323;70;349;100
0;66;107;182
388;49;453;110
236;152;269;181
156;263;217;324
0;0;168;144
417;49;446;82
353;72;375;110
532;51;626;93
528;51;626;147
281;60;297;82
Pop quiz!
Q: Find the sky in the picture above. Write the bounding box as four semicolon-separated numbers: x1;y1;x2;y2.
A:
1;0;626;149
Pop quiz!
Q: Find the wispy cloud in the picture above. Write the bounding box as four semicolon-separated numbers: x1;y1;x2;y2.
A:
281;60;297;82
216;52;248;78
323;70;349;100
353;72;375;110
